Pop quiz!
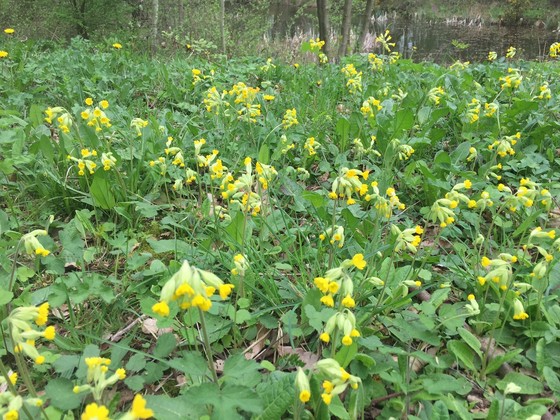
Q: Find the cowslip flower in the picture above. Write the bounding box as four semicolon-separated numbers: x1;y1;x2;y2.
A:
22;229;51;257
4;28;15;34
81;403;110;420
282;108;298;129
295;368;311;403
120;394;154;420
488;51;497;61
0;50;8;58
112;43;122;49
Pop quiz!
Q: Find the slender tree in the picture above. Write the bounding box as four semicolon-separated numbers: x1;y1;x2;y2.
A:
357;0;375;52
152;0;159;52
316;0;330;56
337;0;353;59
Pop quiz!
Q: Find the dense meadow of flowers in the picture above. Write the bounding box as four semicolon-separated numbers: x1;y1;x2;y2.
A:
1;28;560;418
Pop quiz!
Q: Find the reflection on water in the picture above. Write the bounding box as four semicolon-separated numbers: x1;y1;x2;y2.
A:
265;3;560;62
380;19;559;62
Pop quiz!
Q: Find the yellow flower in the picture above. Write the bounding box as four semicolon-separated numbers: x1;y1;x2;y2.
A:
341;335;353;346
481;256;491;268
0;50;8;58
43;326;56;340
263;94;275;101
299;390;311;403
85;97;94;106
320;332;330;343
130;394;154;419
152;301;170;317
351;253;366;270
35;355;46;365
116;368;127;380
100;100;109;109
322;393;332;405
112;43;122;49
341;294;355;308
4;28;15;34
81;403;110;420
4;410;18;420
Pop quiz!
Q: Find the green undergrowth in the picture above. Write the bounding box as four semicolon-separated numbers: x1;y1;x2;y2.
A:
1;34;560;419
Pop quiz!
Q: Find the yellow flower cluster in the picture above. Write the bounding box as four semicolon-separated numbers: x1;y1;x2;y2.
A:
391;225;423;253
478;253;517;289
44;106;73;133
499;67;522;89
428;86;445;105
152;260;234;316
309;38;325;52
73;357;126;400
282;108;298;129
316;359;361;405
314;253;366;308
319;225;345;248
22;229;51;257
550;42;560;58
466;98;481;123
488;132;519;158
303;136;321;156
8;303;55;365
376;30;395;53
360;96;382;118
81;394;153;420
80;98;111;132
368;53;383;71
341;63;362;94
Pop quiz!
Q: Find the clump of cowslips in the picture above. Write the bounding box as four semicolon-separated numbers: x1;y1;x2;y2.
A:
0;371;44;419
477;253;517;290
319;309;360;347
22;229;51;257
152;260;234;316
295;359;361;407
8;303;55;365
314;253;366;308
73;357;126;400
80;394;153;420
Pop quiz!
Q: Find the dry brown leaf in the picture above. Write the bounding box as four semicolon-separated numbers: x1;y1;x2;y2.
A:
244;327;271;360
277;346;319;369
141;318;173;337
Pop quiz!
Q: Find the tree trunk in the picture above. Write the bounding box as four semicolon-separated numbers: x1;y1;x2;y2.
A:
220;0;226;54
337;0;353;59
178;0;185;32
151;0;159;52
316;0;330;56
357;0;374;52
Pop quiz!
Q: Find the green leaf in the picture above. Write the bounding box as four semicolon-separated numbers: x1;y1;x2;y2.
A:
258;143;270;164
255;374;294;420
328;395;350;419
301;191;326;208
45;378;82;410
153;333;177;358
432;400;450;420
0;288;13;305
335;342;358;368
447;340;475;371
484;348;523;375
497;372;544;395
125;375;145;391
184;383;263;419
145;394;206;420
542;367;560;394
126;353;147;372
457;327;482;359
89;173;116;209
221;353;262;388
336;117;350;150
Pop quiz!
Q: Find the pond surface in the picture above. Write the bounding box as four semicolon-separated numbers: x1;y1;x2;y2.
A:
265;3;560;63
377;18;559;62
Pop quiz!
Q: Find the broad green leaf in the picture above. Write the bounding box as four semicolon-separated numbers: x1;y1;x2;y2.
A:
335;342;358;368
447;340;475;371
457;327;482;359
183;383;263;419
497;372;544;395
254;374;293;420
45;378;82;410
542;367;560;393
221;353;262;388
89;173;116;209
484;348;523;375
153;333;177;358
145;394;205;420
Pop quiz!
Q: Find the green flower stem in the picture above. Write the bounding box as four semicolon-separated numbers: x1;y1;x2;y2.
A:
198;308;218;383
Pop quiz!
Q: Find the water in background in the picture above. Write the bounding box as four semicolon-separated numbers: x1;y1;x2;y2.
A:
265;3;560;62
